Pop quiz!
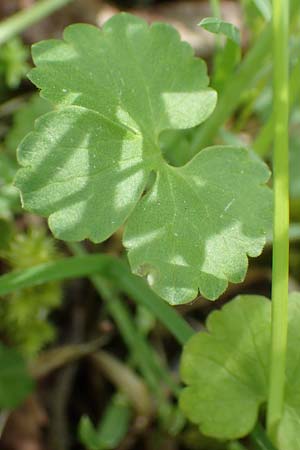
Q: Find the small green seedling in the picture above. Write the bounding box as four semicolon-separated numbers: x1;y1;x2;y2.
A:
198;17;241;91
199;17;240;45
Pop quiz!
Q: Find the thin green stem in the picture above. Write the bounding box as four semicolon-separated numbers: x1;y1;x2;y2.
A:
0;254;112;294
267;0;290;442
67;242;179;396
0;0;74;45
210;0;221;18
94;279;172;396
266;223;300;246
109;262;194;345
209;0;222;75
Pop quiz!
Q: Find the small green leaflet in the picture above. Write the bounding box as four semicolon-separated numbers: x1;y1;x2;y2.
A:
0;37;29;89
5;94;51;153
15;13;272;304
180;293;300;449
198;17;240;46
0;343;34;409
1;95;51;219
78;395;131;450
200;17;241;93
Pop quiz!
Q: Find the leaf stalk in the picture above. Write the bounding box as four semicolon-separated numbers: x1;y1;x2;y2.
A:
210;0;221;18
267;0;290;441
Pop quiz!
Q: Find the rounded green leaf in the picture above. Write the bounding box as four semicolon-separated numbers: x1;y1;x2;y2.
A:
180;293;300;449
180;295;271;438
15;13;272;304
278;293;300;450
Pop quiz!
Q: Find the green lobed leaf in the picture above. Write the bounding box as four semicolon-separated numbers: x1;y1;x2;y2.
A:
15;13;272;304
0;343;34;409
16;14;216;242
125;146;271;303
198;18;241;46
180;293;300;449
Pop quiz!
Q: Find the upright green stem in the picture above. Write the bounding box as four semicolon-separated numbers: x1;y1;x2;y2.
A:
0;0;74;45
209;0;222;71
267;0;290;441
210;0;221;18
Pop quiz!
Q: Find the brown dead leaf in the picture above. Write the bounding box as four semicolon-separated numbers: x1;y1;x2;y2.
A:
0;396;47;450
